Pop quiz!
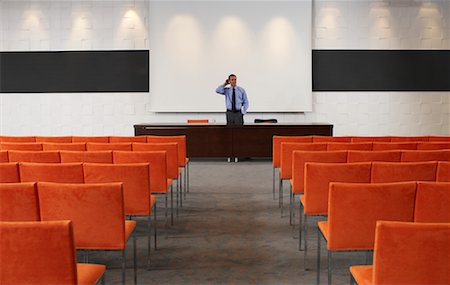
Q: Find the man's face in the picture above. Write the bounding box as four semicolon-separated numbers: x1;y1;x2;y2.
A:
229;76;237;87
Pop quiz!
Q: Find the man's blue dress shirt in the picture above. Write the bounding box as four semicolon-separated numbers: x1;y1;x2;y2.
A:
215;85;249;114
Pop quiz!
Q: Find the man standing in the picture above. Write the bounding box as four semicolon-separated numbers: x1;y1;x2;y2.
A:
215;74;249;125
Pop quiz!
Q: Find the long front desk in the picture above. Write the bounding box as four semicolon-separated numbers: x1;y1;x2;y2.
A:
134;123;333;158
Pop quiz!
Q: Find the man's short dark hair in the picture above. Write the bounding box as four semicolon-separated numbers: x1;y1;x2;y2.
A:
228;74;236;79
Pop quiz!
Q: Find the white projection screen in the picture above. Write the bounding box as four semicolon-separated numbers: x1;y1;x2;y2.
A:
149;1;312;112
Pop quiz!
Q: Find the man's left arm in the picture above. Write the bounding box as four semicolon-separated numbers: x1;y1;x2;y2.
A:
241;88;249;114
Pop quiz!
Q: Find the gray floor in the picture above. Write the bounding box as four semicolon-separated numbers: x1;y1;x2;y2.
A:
84;160;370;285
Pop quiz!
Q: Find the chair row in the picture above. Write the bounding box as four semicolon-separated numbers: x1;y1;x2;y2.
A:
316;181;450;284
0;135;183;144
0;182;139;284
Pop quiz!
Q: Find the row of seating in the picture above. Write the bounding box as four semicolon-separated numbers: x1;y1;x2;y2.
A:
316;181;450;285
0;135;174;143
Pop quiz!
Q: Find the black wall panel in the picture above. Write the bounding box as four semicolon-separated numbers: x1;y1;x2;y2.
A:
312;50;450;91
0;50;149;93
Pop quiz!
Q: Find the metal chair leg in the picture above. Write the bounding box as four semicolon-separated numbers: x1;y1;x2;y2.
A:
147;214;151;270
327;250;332;285
154;202;157;250
170;184;174;225
122;249;126;285
299;202;303;251
289;184;293;225
279;179;283;211
273;167;276;200
133;234;137;285
186;162;190;193
304;215;309;270
317;228;321;284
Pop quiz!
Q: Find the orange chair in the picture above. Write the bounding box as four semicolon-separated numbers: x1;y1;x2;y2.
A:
414;182;450;223
60;151;113;163
19;162;84;183
86;142;132;151
109;136;147;143
390;136;429;142
0;182;40;221
347;150;402;163
317;182;416;285
350;221;450;285
326;142;372;151
401;150;450;162
35;136;72;143
0;142;42;151
371;161;437;183
0;136;35;142
428;135;450;142
0;220;105;285
83;163;156;266
0;163;20;183
8;150;61;163
38;182;136;285
187;119;209;123
437;162;450;182
351;136;391;142
417;142;450;150
312;136;352;143
43;142;87;151
0;150;8;162
300;162;372;257
71;136;109;143
372;142;417;151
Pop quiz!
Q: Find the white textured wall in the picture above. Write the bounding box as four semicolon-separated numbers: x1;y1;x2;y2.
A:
1;0;449;136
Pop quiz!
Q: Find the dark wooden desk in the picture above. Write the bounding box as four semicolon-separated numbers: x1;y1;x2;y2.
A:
134;123;333;158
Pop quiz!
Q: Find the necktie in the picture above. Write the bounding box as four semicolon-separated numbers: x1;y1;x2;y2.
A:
232;87;236;112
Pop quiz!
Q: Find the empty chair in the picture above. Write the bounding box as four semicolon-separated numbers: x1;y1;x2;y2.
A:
371;161;437;183
35;136;72;143
312;136;352;142
414;182;450;223
109;136;147;143
0;142;42;151
43;142;86;151
254;118;277;123
38;182;136;285
8;150;61;163
0;182;39;221
327;142;372;151
86;142;132;151
0;150;8;162
417;142;450;150
19;162;84;183
401;150;450;162
317;182;416;285
372;142;417;151
0;136;35;142
390;136;429;142
350;221;450;285
351;136;391;142
0;163;20;183
437;162;450;182
0;220;105;285
187;119;209;123
71;136;109;143
347;150;402;163
428;136;450;142
60;151;113;164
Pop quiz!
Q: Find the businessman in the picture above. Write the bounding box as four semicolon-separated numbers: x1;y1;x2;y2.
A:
215;74;249;125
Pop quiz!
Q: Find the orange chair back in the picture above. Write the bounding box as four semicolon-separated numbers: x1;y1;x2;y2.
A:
390;136;428;142
0;182;39;221
291;151;347;195
372;221;450;284
272;136;313;167
436;162;450;182
417;142;450;150
312;136;352;143
8;150;61;163
71;136;109;143
0;142;42;151
86;142;132;151
83;163;152;216
347;150;402;163
0;163;20;183
133;142;178;179
43;142;86;151
113;151;168;194
60;151;113;163
109;136;147;143
351;136;391;142
187;119;208;123
38;182;128;249
401;150;450;162
280;142;327;179
372;142;417;151
0;151;8;162
0;220;78;284
303;162;372;214
327;142;372;151
371;161;437;183
146;135;187;166
414;182;450;223
326;182;416;250
35;136;72;143
428;136;450;142
0;136;35;142
19;162;84;183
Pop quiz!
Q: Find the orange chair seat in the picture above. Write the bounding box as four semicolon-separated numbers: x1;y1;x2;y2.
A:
167;179;173;188
125;220;136;242
151;195;156;207
76;263;106;285
318;221;329;242
349;265;373;285
299;195;305;206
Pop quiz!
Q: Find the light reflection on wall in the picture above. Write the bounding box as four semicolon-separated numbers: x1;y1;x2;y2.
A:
261;17;296;66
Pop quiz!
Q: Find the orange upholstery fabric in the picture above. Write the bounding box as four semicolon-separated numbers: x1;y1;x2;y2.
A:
401;150;450;162
280;142;327;179
109;136;147;143
349;265;373;285
0;182;40;221
324;182;416;250
371;161;437;183
60;151;113;163
146;135;187;166
0;142;42;151
371;221;450;284
414;182;450;223
272;136;313;167
372;142;417;151
347;150;402;163
133;142;179;179
8;150;61;163
436;162;450;182
86;142;132;151
113;151;168;194
351;136;391;142
19;162;84;183
71;136;109;143
0;163;20;183
43;143;86;151
303;162;372;214
35;136;72;143
83;163;153;216
0;136;35;142
428;136;450;142
0;151;8;162
417;142;450;150
291;151;347;195
76;264;106;285
312;136;352;142
327;142;372;151
187;119;209;123
390;136;429;142
38;182;134;250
